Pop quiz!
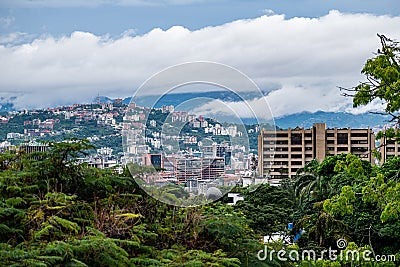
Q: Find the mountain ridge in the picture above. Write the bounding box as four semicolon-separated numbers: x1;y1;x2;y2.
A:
1;93;390;130
274;110;389;130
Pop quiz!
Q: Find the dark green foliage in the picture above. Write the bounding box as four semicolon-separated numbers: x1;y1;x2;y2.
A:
0;140;253;266
235;184;294;236
290;152;400;264
1;137;400;266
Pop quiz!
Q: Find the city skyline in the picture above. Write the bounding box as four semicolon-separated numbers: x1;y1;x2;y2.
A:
1;2;400;264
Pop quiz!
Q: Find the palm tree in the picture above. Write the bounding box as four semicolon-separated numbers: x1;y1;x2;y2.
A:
298;209;350;247
293;160;332;207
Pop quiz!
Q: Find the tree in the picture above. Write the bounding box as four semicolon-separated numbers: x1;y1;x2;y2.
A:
201;203;267;267
234;184;294;236
293;160;333;214
341;34;400;121
297;209;350;248
322;156;400;255
0;142;251;267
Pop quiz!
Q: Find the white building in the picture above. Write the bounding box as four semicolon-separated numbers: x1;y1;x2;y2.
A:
6;133;23;139
227;193;244;205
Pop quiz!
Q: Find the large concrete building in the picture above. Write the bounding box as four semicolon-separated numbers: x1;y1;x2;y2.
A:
378;128;400;164
176;157;225;183
258;123;375;179
142;153;164;169
19;141;48;154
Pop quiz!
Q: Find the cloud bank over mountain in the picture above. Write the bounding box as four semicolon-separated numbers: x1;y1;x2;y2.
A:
0;11;399;116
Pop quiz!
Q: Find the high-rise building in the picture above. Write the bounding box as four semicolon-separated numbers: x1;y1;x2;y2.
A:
258;123;375;179
175;157;225;183
202;143;231;166
176;157;202;183
201;158;225;180
142;153;164;169
378;128;400;164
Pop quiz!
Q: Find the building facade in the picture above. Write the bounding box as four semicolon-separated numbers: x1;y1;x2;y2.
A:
258;123;375;179
142;153;164;169
19;142;48;154
175;157;225;183
378;128;400;164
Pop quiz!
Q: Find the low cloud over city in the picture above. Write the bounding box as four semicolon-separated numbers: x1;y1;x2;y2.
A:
0;10;399;117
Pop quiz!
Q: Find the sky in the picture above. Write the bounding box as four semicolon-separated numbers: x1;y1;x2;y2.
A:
0;0;400;118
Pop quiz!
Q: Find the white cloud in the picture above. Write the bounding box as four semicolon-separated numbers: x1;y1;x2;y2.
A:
262;9;275;16
191;84;346;119
344;99;386;115
0;11;399;116
0;32;36;45
121;29;137;38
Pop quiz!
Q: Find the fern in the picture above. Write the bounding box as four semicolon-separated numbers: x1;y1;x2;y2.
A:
0;223;11;235
130;257;164;266
34;224;54;240
0;206;25;218
6;197;27;208
52;216;80;234
69;258;89;266
13;259;47;267
6;185;22;193
115;212;143;221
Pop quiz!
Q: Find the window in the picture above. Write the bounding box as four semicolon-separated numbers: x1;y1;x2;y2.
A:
351;140;368;144
275;168;288;174
277;133;288;138
291;147;302;152
277;140;288;145
337;133;348;144
351;132;368;137
351;147;367;153
274;161;288;165
291;133;302;145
